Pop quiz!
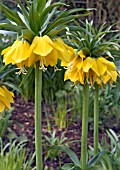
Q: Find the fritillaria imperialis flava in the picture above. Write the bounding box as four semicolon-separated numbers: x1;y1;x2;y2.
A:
0;0;91;169
61;20;120;170
0;85;14;114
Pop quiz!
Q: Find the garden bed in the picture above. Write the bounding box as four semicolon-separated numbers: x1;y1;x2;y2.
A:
3;96;120;169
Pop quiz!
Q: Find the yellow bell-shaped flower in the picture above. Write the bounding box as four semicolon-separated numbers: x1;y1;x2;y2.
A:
0;86;14;113
64;49;118;86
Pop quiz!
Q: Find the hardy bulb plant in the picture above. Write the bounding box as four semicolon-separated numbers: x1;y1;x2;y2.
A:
0;85;14;113
0;0;91;169
59;20;120;170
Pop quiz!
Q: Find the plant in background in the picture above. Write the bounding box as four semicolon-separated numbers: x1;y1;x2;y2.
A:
0;138;35;170
52;90;67;129
49;20;120;169
89;129;120;170
0;0;91;169
44;130;68;160
0;109;13;138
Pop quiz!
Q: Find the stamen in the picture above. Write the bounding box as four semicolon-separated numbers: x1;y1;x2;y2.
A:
54;66;61;72
39;58;47;72
16;67;27;75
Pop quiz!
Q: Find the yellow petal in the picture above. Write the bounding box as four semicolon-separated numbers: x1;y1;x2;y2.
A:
96;58;107;75
107;70;118;82
0;101;5;112
79;69;85;84
75;57;83;70
82;57;93;72
12;41;30;63
78;50;86;59
54;38;74;63
44;36;63;52
0;87;4;96
99;57;116;70
32;36;53;56
45;49;58;67
64;71;69;81
102;73;110;84
1;46;12;55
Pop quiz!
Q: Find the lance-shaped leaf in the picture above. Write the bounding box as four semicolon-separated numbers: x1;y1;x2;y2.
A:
29;1;41;34
49;145;80;167
39;2;67;29
0;23;22;32
16;0;29;20
44;12;92;35
37;0;46;14
0;3;26;27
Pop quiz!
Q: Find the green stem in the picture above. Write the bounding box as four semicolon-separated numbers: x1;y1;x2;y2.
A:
35;63;42;170
94;84;99;155
81;83;89;170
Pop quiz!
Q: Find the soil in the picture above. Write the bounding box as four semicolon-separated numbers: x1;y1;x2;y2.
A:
3;96;120;170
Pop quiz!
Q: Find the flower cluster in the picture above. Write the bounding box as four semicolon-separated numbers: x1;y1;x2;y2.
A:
63;50;118;86
0;86;14;113
2;36;73;72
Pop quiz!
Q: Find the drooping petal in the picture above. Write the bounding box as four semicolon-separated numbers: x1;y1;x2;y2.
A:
99;57;116;70
78;50;86;59
45;49;58;67
1;46;12;55
0;101;5;112
32;36;53;56
12;41;30;63
82;57;93;73
0;86;14;112
107;70;118;82
96;58;107;75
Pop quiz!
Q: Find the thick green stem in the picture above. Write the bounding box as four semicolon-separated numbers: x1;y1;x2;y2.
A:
81;83;89;170
94;84;99;155
35;63;42;170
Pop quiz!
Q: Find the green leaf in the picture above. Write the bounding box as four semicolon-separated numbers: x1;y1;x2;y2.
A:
61;163;81;170
29;2;40;33
37;0;46;14
0;23;22;32
39;2;66;28
16;0;29;20
0;68;17;79
2;82;23;94
87;151;106;167
48;27;66;37
56;8;93;21
61;163;75;170
49;145;80;167
44;13;91;35
0;3;25;27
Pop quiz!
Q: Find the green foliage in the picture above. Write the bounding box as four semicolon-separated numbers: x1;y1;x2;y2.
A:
0;0;91;42
49;145;107;170
0;138;35;170
0;109;13;138
44;130;67;160
65;20;120;60
88;129;120;170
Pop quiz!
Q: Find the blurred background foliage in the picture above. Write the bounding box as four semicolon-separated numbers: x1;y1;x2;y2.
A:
0;0;120;128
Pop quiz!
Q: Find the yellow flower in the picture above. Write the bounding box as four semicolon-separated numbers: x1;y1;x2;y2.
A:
2;36;72;71
0;86;14;113
64;50;118;86
2;40;30;65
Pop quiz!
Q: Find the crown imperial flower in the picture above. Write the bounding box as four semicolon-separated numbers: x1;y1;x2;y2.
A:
64;50;118;86
0;86;14;113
